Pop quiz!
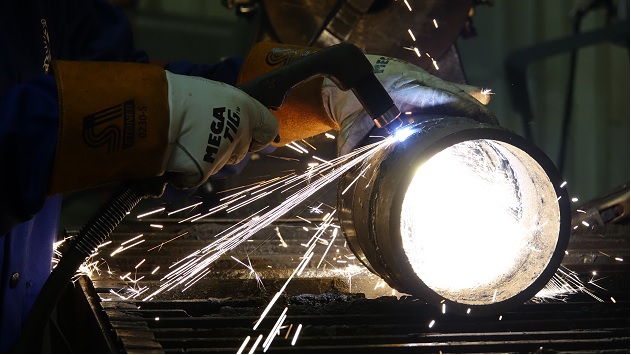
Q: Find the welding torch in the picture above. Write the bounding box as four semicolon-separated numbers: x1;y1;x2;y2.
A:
238;42;403;133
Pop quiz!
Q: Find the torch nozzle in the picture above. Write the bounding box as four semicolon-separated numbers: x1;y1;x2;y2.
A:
373;104;403;133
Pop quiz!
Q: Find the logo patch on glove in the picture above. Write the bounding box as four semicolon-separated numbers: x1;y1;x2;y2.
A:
204;106;240;164
83;99;140;153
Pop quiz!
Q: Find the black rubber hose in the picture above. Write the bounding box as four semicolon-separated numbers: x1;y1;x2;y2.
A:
12;179;166;353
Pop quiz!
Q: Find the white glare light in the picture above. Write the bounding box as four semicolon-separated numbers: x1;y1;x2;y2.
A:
394;126;415;142
400;140;560;305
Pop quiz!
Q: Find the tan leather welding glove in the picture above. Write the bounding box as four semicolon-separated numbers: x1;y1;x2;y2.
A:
238;42;496;155
51;61;278;193
324;55;498;155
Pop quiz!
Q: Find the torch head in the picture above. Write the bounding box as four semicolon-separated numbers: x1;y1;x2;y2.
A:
373;106;404;133
338;116;570;316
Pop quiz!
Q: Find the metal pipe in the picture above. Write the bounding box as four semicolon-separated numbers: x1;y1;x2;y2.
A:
338;116;571;316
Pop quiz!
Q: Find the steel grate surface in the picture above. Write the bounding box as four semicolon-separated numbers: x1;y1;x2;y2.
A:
99;293;629;354
66;218;629;354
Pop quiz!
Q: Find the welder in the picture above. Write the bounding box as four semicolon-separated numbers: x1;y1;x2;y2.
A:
0;0;494;351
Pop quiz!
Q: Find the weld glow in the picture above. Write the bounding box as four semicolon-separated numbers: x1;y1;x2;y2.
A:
393;125;415;142
400;139;560;304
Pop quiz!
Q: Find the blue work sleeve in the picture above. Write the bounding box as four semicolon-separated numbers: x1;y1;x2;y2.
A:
0;75;58;235
55;0;149;63
164;57;244;85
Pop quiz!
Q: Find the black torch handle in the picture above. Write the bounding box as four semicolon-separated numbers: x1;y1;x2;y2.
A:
238;43;400;129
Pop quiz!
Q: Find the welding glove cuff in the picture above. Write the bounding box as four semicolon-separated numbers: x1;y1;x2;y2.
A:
323;55;498;155
50;61;278;194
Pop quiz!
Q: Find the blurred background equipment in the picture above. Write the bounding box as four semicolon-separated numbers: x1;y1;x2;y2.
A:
257;0;474;83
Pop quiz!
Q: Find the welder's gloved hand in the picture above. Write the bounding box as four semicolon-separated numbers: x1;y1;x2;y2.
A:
323;55;498;155
164;72;278;188
50;61;278;194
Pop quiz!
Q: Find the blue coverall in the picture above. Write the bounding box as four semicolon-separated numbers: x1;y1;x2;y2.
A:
0;0;243;350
